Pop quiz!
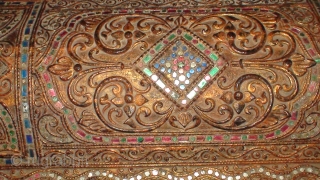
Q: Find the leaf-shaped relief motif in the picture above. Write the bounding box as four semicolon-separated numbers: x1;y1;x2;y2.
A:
177;112;193;128
252;13;280;30
111;31;124;40
173;15;188;26
232;116;247;127
111;97;124;107
134;94;148;106
243;92;256;103
79;17;105;32
124;118;136;128
0;41;13;78
124;105;136;118
79;111;110;133
290;53;316;76
256;105;290;128
169;113;201;130
134;30;146;40
220;91;233;104
123;19;135;31
233;101;245;114
48;57;74;81
224;22;236;31
213;31;225;41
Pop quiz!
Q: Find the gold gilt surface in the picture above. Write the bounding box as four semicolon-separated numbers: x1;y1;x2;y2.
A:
0;0;320;179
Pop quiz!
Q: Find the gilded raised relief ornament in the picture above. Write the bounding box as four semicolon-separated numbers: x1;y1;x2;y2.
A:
0;0;320;179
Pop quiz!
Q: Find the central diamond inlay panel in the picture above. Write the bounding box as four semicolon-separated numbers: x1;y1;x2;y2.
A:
134;28;226;108
152;39;212;93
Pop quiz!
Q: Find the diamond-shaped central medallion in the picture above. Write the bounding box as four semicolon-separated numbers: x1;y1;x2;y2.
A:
135;28;225;108
153;39;212;94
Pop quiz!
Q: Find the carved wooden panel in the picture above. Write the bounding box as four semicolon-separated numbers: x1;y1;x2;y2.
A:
0;0;320;179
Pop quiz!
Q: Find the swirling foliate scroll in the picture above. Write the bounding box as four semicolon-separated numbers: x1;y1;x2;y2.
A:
0;41;13;78
66;64;124;108
0;42;14;96
38;115;73;143
47;0;220;9
190;14;267;55
194;74;274;130
48;13;316;134
63;15;171;66
94;76;172;132
94;15;171;54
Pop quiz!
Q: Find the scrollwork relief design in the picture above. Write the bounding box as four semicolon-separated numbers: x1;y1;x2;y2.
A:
0;41;13;96
40;13;68;31
0;10;22;38
45;12;317;135
190;13;269;55
32;75;75;144
194;74;274;130
47;0;220;9
42;144;320;164
38;115;73;144
32;76;47;120
282;7;320;34
94;76;173;132
62;15;171;66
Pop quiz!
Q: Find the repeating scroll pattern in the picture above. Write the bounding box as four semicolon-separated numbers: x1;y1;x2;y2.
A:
47;0;220;9
65;15;170;65
94;76;173;132
0;9;24;38
0;41;13;96
46;12;316;134
194;74;274;130
46;0;304;9
42;144;320;164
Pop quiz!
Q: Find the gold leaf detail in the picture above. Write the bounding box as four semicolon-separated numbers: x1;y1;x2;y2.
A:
48;57;74;81
257;105;290;128
177;112;193;128
124;118;136;128
233;116;246;126
213;32;225;41
111;97;124;107
243;92;255;103
220;91;233;104
233;101;245;114
123;20;134;31
224;22;236;31
111;31;124;40
291;53;316;76
134;30;146;40
134;94;148;106
124;105;136;118
79;111;110;133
